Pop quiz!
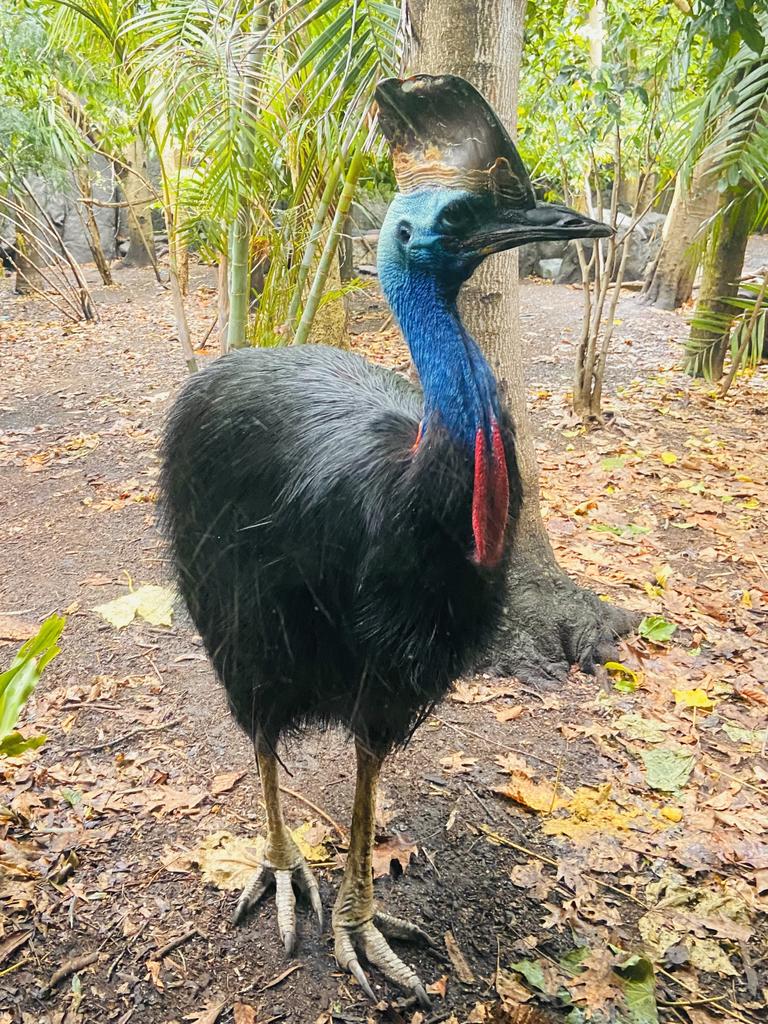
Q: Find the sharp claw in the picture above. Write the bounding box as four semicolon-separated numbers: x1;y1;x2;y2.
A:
414;984;431;1010
275;870;297;956
233;863;271;924
348;956;376;1001
297;862;324;929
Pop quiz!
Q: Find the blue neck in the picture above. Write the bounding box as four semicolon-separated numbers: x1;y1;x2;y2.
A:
382;271;501;449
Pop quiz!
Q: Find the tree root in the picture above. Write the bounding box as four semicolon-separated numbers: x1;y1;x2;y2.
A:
481;553;641;685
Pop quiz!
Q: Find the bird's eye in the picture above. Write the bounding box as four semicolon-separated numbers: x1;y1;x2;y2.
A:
440;203;472;233
396;222;412;244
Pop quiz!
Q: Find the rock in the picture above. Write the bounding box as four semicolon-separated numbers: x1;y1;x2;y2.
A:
537;239;569;260
517;244;539;279
555;209;666;285
19;156;119;267
538;258;563;280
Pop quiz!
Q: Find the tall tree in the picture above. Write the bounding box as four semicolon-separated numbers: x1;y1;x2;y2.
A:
641;152;718;309
407;0;636;680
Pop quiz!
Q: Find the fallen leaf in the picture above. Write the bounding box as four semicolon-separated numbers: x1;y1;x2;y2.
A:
372;834;417;878
495;771;572;813
439;751;477;774
210;771;247;796
0;616;38;641
93;584;174;628
641;749;695;792
292;821;332;864
426;974;448;998
192;831;264;890
638;615;677;644
444;930;475;984
183;995;229;1024
673;688;715;710
496;705;525;722
232;1004;258;1024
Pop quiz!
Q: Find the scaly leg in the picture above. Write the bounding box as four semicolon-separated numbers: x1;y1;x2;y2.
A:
333;742;432;1008
233;738;323;954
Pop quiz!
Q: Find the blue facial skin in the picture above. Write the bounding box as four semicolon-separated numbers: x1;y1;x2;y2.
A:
377;189;501;450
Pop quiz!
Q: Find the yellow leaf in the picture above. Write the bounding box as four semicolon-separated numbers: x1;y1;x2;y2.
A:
93;584;174;628
660;806;683;823
494;771;572;814
605;661;642;689
741;590;753;608
673;688;715;710
193;831;264;890
653;563;673;588
742;498;760;510
660;452;677;465
291;821;332;864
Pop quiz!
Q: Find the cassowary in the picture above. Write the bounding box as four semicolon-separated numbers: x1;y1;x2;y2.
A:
160;74;610;1006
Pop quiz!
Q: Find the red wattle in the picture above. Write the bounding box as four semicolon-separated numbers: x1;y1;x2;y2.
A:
471;421;509;567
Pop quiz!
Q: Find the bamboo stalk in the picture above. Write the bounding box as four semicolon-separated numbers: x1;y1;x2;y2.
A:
292;144;365;347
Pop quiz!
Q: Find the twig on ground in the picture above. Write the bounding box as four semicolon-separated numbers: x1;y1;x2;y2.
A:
107;920;151;981
154;926;200;960
279;785;348;841
40;951;101;996
433;716;560;769
66;719;180;754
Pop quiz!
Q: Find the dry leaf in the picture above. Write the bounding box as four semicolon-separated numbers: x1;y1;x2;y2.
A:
496;705;525;722
211;771;247;796
232;1004;258;1024
0;615;38;641
439;751;477;774
444;930;475;984
183;995;229;1024
494;771;572;814
426;974;448;998
94;584;174;628
372;835;417;878
193;831;264;890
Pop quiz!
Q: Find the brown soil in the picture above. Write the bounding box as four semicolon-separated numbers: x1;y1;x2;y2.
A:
1;254;766;1024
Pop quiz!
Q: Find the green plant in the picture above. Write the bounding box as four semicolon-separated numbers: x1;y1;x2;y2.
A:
0;614;65;757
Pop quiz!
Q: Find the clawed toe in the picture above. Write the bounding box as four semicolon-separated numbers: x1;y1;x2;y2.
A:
233;858;323;955
334;918;432;1009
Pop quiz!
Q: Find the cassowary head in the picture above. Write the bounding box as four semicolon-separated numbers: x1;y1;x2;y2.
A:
375;74;611;287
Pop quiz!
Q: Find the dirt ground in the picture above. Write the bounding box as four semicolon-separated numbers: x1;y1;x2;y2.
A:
1;251;767;1024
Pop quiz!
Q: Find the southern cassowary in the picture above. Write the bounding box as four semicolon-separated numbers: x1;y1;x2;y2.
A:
160;75;610;1006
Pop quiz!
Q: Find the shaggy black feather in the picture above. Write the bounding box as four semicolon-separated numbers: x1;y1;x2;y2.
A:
160;345;521;754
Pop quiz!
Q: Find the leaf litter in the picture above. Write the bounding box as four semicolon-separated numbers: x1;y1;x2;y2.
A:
2;271;767;1022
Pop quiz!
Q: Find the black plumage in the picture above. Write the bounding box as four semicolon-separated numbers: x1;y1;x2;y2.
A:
160;344;521;755
158;75;610;1003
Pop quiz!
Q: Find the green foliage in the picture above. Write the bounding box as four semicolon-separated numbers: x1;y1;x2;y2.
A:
0;613;65;757
521;0;692;199
638;615;677;644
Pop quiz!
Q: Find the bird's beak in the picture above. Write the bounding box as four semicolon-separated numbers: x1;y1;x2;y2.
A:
461;201;613;257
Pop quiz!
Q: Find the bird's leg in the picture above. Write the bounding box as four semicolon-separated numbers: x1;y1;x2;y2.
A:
233;739;323;954
333;741;431;1008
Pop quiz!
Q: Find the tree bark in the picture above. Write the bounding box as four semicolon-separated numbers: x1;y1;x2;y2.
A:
118;136;157;270
641;154;718;310
74;166;114;286
685;187;756;380
407;0;637;682
13;193;46;296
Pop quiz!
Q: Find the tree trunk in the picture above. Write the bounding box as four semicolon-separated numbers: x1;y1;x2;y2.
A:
13;194;46;296
641;154;718;310
685;188;755;380
408;0;637;682
118;137;157;270
218;254;230;355
74;166;114;286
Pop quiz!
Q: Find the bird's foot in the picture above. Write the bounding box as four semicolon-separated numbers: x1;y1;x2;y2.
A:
233;836;323;955
333;909;434;1008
